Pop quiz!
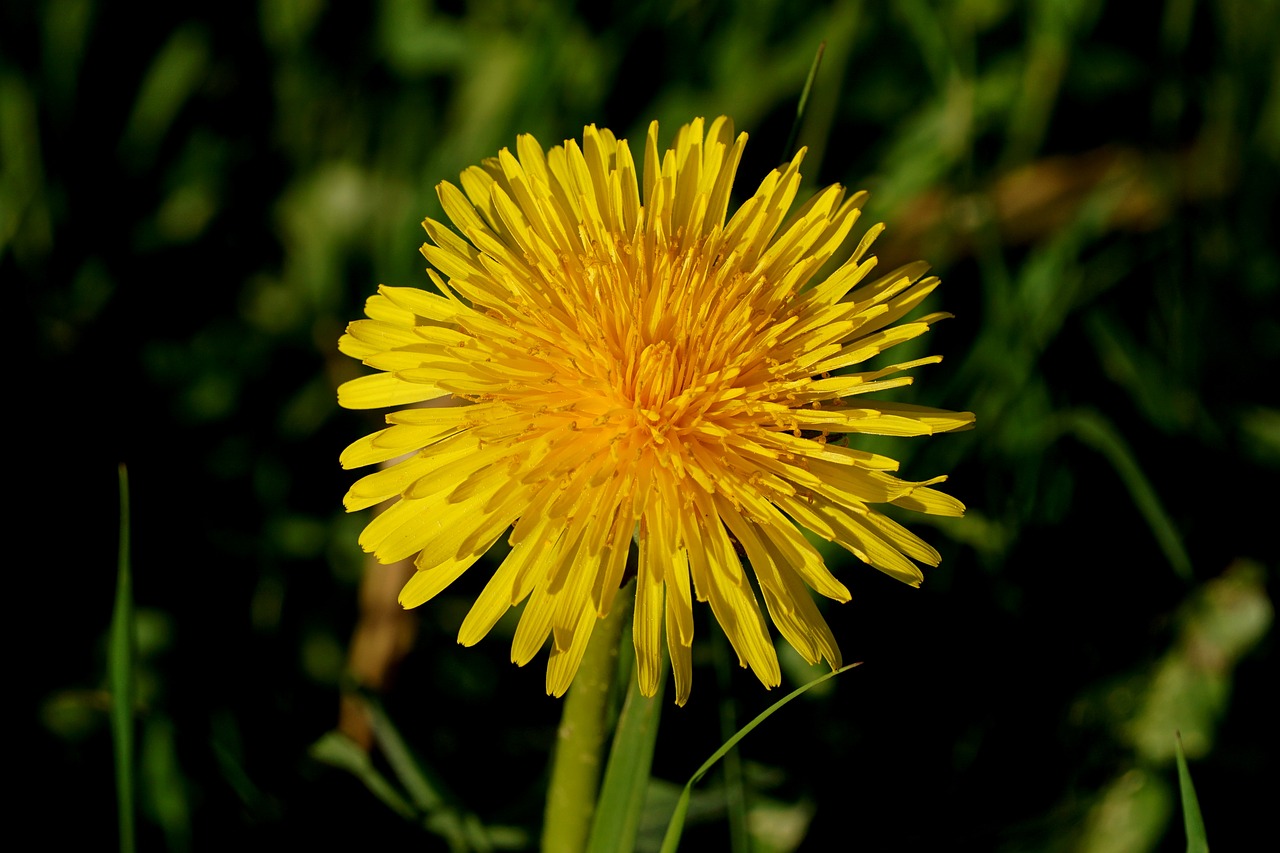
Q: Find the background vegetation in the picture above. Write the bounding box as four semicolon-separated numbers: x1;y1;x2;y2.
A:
10;0;1276;849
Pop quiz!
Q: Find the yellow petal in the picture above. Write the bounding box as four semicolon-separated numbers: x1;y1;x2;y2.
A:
632;521;666;697
892;484;966;517
378;284;462;322
666;594;694;706
546;602;598;697
337;373;445;411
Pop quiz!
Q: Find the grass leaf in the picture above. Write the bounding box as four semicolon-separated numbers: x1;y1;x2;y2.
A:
1176;731;1209;853
783;41;826;161
110;464;136;853
362;693;449;813
363;693;474;850
1060;408;1192;579
659;663;859;853
309;731;417;822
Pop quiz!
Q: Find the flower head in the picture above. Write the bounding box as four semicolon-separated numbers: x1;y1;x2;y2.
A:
338;117;973;705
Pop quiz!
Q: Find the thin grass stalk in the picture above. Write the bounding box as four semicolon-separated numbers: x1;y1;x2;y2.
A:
711;625;749;853
659;664;859;853
783;41;826;161
1176;732;1209;853
110;464;136;853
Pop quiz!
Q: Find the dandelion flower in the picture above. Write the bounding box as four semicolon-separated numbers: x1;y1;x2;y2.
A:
338;117;974;705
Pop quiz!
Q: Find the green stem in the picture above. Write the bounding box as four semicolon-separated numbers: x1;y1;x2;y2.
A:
542;587;634;853
111;464;136;853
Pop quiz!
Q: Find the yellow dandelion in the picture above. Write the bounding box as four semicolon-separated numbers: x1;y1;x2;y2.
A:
337;116;974;705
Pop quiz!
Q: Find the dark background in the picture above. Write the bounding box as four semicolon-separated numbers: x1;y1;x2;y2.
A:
9;0;1276;850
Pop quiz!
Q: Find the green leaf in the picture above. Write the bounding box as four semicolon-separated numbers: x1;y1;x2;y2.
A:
659;663;859;853
363;693;449;813
783;41;826;161
1176;731;1209;853
712;625;749;853
1059;408;1192;580
309;731;417;822
364;693;476;851
315;697;527;852
585;637;666;853
110;464;136;853
140;716;192;851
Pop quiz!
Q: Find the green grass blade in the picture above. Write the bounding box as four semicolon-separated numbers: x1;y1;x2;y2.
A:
711;627;749;853
1175;731;1209;853
1061;408;1192;580
659;663;859;853
783;41;826;161
110;464;136;853
327;695;525;851
140;716;192;851
361;693;471;850
362;693;448;813
585;639;666;853
310;731;417;821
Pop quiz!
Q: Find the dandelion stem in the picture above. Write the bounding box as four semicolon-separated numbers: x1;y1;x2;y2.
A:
542;586;634;853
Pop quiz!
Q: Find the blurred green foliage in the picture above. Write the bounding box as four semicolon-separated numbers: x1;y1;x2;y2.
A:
8;0;1276;849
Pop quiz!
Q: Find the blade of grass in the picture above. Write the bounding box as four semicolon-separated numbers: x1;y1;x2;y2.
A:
312;716;526;852
659;663;859;853
110;463;136;853
1060;408;1192;579
362;692;449;812
783;41;826;161
361;694;471;849
896;0;957;88
310;731;417;822
140;716;192;851
365;691;524;851
711;626;749;853
1175;731;1209;853
585;628;665;853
